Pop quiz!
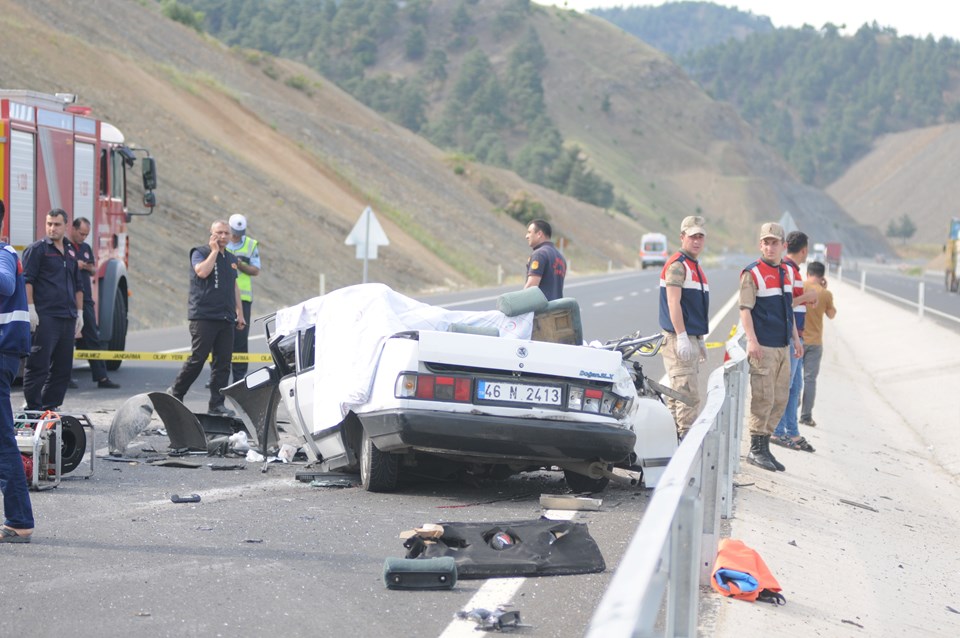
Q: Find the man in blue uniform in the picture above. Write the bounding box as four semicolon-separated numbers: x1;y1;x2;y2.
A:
169;220;245;416
0;200;34;543
524;219;567;301
67;217;119;389
22;208;83;411
659;215;709;439
739;222;802;472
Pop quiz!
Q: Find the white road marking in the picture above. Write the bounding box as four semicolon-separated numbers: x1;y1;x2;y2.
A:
613;296;624;302
592;301;607;307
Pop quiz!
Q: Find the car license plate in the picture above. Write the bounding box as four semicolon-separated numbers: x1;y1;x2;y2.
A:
476;380;562;406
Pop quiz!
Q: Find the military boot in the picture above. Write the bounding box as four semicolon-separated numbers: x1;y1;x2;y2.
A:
762;435;786;471
747;435;778;472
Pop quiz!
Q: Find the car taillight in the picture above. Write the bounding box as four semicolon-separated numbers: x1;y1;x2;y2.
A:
583;388;603;413
395;373;472;403
569;384;631;417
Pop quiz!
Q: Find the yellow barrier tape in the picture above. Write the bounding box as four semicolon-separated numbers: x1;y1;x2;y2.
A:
73;350;273;363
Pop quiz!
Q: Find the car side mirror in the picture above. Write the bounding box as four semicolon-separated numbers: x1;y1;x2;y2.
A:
143;191;156;209
246;367;275;389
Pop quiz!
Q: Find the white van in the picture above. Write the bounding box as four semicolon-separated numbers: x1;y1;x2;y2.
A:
639;233;669;269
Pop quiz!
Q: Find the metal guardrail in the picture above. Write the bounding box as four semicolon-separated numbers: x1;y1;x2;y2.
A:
586;337;749;638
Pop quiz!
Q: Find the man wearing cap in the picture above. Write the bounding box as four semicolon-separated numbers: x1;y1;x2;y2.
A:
739;222;802;472
168;220;245;416
225;214;260;383
658;215;709;439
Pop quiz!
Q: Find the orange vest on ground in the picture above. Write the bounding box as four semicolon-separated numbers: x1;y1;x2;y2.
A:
711;538;783;603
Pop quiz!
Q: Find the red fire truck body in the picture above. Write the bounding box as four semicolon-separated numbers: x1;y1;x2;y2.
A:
0;89;156;367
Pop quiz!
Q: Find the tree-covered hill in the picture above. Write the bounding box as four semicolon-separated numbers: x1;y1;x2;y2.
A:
684;24;960;187
590;1;773;59
173;0;625;212
595;3;960;189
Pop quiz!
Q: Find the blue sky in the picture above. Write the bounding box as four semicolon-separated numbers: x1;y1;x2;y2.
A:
541;1;960;41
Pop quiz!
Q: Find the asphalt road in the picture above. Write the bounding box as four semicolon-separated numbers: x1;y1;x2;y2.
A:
840;261;960;330
2;267;746;638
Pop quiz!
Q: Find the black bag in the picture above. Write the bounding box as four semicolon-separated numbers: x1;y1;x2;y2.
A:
382;556;457;590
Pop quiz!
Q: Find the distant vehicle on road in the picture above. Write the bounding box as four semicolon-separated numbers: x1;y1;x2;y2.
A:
639;232;668;269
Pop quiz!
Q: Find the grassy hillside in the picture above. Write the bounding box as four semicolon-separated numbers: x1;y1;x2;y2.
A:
1;0;651;328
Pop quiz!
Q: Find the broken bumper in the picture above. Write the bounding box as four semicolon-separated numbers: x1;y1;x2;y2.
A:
357;408;636;464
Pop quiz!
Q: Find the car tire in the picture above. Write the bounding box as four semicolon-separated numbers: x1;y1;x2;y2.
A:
105;291;127;371
563;469;609;494
359;428;398;492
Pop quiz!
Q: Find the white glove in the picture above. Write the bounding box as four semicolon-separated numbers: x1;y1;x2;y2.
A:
676;332;694;362
75;314;84;338
28;304;39;332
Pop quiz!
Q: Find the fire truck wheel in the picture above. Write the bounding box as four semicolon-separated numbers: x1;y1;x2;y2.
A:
105;292;128;371
55;416;87;475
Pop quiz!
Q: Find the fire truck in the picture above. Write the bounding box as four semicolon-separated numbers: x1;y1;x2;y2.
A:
0;89;157;369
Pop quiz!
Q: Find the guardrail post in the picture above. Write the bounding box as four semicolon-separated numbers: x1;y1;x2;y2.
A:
860;270;866;291
319;273;326;296
666;484;703;638
918;281;925;319
718;369;737;519
700;423;722;584
497;264;503;285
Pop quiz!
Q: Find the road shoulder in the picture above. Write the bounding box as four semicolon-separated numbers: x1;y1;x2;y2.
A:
713;279;960;636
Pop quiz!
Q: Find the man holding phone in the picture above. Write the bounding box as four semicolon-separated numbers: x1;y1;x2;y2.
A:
799;261;837;427
168;220;245;416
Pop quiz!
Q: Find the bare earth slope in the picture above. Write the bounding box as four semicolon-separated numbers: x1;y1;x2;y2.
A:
828;123;960;244
1;0;647;328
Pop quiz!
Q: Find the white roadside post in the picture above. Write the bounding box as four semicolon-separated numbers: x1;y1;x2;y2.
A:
919;281;925;319
345;206;390;284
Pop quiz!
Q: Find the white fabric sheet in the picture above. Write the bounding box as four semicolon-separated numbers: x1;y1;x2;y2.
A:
274;284;533;432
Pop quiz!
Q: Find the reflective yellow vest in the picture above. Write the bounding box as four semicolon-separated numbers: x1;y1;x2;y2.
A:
228;236;258;302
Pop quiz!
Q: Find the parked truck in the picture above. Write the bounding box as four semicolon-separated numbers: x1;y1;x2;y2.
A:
1;89;157;368
825;241;842;268
946;218;960;293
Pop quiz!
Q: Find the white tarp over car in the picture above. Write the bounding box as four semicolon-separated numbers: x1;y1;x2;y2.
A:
274;284;534;431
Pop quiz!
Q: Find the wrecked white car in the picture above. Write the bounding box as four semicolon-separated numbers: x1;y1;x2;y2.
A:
225;284;677;492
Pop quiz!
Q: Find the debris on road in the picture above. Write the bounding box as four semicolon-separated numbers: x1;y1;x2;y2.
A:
839;498;879;513
455;606;523;631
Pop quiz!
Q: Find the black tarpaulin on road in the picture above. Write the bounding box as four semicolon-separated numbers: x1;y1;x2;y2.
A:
403;518;605;578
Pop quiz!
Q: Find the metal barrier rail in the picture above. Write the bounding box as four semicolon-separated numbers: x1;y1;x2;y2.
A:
586;341;748;638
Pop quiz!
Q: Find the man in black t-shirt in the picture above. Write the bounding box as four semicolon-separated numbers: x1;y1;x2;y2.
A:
524;219;567;301
168;220;245;416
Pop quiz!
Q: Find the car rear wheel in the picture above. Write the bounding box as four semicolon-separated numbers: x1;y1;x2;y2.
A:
359;429;398;492
563;469;609;494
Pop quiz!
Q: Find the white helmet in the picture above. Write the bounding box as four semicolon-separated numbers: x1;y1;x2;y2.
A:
229;213;247;234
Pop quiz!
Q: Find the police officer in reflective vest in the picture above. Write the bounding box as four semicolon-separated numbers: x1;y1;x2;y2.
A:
658;215;709;440
226;214;260;383
0;199;35;543
739;222;802;472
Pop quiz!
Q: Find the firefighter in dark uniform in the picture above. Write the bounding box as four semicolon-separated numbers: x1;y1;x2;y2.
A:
168;220;245;415
523;218;567;301
67;217;119;389
22;208;83;411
